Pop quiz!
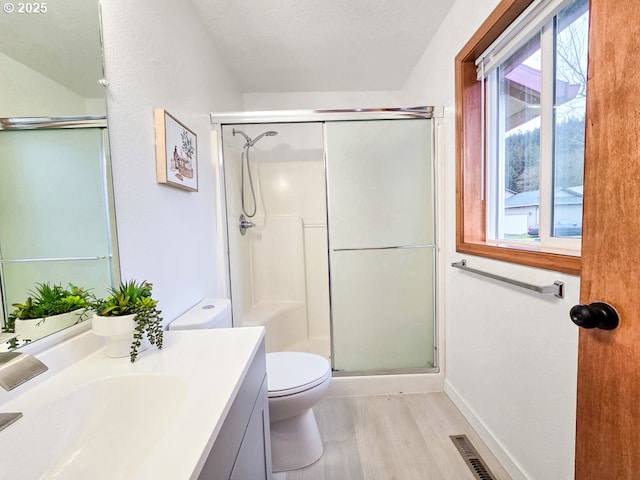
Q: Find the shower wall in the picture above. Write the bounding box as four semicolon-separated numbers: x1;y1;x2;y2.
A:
222;123;330;355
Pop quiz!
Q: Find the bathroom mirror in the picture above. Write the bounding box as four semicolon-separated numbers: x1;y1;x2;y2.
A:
0;0;105;118
0;0;118;348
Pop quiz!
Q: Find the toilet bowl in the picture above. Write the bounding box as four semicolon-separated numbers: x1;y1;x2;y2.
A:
266;351;331;472
167;300;331;473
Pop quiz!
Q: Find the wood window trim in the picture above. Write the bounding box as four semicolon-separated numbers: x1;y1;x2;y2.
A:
455;0;581;276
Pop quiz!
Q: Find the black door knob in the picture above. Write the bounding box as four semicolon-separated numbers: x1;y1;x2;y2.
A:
570;302;619;330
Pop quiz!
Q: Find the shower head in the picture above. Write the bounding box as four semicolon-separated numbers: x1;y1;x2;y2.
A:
249;130;278;147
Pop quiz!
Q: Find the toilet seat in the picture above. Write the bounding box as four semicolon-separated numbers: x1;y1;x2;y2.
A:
266;352;331;398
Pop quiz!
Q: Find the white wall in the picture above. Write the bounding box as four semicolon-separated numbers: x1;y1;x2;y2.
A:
243;90;404;111
99;0;242;324
402;1;580;479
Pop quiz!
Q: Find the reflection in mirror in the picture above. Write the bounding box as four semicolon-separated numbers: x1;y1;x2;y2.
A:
0;0;119;349
0;0;105;118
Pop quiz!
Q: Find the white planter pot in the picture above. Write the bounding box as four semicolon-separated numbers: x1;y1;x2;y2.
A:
91;314;149;358
14;310;88;342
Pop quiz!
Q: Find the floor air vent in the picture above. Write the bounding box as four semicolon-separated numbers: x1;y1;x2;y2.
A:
450;434;497;480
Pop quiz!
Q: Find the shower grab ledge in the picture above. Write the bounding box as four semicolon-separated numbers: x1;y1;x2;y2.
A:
451;259;564;298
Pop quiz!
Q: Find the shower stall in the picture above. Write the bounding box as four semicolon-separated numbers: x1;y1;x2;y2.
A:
215;107;437;376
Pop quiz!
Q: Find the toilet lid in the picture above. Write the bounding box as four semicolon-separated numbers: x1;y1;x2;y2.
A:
266;352;331;398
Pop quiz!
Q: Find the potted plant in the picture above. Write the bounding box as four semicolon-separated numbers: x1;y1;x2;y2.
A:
90;280;163;362
7;283;91;343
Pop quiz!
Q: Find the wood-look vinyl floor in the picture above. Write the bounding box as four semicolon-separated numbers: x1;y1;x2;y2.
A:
272;392;512;480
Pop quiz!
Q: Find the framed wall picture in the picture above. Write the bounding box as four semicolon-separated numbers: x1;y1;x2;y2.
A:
154;109;198;191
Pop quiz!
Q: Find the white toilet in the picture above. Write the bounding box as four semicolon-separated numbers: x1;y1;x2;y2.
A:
168;299;331;473
266;351;331;472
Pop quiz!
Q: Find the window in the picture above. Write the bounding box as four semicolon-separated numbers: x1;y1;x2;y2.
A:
455;0;589;274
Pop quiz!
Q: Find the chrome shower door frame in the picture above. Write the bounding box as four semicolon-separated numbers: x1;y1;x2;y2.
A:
212;106;440;376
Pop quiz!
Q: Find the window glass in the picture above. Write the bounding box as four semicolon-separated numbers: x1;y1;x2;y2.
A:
498;35;542;242
486;0;588;247
552;0;589;238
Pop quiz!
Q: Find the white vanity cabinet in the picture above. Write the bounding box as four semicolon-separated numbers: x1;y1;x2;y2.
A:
198;341;273;480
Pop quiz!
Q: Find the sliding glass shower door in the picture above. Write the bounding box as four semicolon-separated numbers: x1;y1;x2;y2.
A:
0;127;116;335
325;119;435;373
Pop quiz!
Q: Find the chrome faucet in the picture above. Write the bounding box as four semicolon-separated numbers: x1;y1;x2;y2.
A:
0;351;48;391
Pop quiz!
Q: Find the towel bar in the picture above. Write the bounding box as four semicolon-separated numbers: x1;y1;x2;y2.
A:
451;259;564;298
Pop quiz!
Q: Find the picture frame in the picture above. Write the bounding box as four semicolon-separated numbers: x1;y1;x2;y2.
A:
154;109;198;192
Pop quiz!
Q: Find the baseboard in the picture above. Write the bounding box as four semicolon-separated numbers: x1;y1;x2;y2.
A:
327;372;444;397
444;380;528;480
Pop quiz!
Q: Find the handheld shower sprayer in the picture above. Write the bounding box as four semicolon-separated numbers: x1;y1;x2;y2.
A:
248;130;278;147
233;128;278;147
232;128;279;221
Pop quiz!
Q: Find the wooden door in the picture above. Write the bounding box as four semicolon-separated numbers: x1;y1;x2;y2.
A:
575;0;640;478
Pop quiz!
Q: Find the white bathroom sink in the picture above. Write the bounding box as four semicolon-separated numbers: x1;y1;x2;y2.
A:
0;374;187;479
0;328;265;480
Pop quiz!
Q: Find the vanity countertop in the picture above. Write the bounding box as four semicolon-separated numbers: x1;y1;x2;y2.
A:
0;327;266;480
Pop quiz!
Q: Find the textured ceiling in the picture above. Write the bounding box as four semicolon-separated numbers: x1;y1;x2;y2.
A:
189;0;455;93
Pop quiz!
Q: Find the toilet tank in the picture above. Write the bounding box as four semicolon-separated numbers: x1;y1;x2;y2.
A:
168;298;232;331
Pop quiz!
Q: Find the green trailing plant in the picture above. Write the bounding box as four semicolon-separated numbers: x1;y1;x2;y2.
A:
90;280;163;362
